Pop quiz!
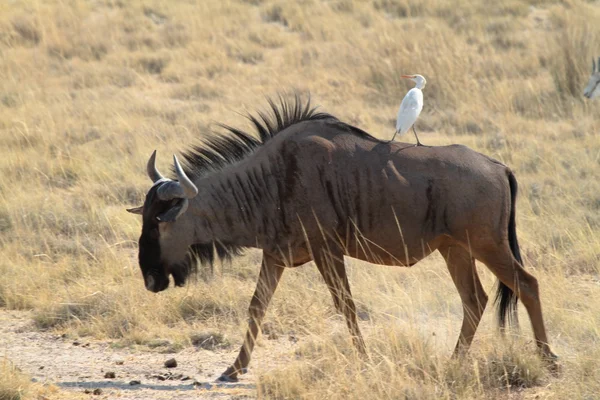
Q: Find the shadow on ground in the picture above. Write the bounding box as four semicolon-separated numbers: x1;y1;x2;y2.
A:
57;380;255;391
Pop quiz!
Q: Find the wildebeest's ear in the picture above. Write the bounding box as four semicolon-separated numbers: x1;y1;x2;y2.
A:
156;199;189;222
126;206;144;215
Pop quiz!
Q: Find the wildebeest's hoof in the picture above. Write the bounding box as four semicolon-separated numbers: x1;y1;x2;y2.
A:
539;349;561;373
544;352;561;373
540;348;559;361
216;373;238;383
216;366;243;383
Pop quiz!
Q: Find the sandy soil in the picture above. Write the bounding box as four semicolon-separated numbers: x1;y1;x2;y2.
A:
0;310;296;399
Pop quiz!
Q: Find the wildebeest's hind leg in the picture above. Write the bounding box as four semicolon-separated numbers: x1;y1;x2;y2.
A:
478;245;557;360
439;243;488;356
314;247;367;356
218;252;285;382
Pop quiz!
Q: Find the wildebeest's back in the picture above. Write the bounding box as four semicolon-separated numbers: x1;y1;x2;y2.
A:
278;120;510;264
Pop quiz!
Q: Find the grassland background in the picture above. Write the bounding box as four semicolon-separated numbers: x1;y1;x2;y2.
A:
0;0;599;398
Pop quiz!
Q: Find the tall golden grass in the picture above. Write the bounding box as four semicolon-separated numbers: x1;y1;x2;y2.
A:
0;357;64;400
0;0;599;398
0;358;31;400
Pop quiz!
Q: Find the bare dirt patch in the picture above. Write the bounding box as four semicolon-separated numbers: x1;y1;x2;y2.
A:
0;310;294;399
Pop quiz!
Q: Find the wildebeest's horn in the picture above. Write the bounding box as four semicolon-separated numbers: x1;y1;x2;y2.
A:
157;181;184;201
147;150;164;183
156;155;198;201
173;155;198;199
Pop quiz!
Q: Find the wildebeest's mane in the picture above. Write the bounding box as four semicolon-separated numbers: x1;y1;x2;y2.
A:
177;94;338;273
179;93;337;181
174;94;381;274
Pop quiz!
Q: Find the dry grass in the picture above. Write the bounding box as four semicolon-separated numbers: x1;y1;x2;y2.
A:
0;358;31;400
0;358;69;400
0;0;599;398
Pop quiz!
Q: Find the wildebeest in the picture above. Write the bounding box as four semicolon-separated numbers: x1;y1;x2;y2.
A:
127;95;557;382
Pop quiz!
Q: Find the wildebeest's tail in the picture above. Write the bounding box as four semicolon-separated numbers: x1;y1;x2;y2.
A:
495;170;521;329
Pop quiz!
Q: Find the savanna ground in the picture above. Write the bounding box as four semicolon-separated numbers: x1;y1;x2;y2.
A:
0;0;599;398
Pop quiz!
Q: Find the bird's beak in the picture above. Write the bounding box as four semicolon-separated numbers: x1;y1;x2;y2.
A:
401;75;415;79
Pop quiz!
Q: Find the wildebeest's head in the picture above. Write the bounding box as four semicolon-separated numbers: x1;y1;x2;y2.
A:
127;151;199;293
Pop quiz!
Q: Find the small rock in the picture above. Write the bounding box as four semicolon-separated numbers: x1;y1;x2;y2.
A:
129;379;141;385
38;366;44;370
150;374;167;381
164;358;177;368
114;357;125;365
104;371;116;379
150;371;187;381
72;341;81;346
93;388;102;395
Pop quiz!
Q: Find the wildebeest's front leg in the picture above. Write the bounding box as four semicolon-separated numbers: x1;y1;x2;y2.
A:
218;252;284;382
314;247;367;356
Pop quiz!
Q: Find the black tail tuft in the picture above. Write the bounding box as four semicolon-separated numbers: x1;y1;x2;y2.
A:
495;171;521;329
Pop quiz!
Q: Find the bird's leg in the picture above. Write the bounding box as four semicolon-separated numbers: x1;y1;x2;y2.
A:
413;125;428;147
386;131;398;143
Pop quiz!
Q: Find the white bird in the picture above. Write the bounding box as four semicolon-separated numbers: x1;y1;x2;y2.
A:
389;74;427;146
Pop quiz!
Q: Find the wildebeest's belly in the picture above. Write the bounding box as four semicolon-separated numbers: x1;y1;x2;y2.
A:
340;232;444;267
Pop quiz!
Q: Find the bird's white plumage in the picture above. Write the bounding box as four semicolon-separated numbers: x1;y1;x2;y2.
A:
388;74;426;145
396;88;423;134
